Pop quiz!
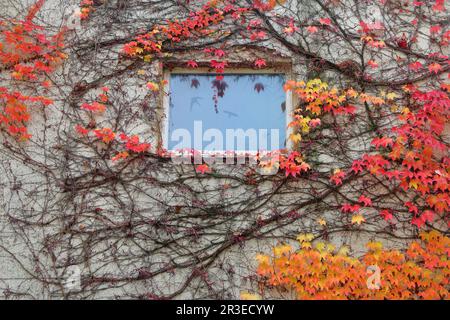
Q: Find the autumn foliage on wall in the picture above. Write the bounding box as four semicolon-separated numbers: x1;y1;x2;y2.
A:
283;79;449;228
0;0;448;300
256;231;449;299
0;0;65;140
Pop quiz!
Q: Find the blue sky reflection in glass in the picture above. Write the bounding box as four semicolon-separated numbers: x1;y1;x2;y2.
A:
168;73;286;152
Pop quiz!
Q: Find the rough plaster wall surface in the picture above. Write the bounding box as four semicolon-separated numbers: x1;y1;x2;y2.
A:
1;0;436;299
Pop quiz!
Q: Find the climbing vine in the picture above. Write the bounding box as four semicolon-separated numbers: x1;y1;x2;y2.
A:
0;0;448;300
256;231;449;299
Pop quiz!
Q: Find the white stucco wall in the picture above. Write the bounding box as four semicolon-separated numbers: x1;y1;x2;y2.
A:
1;0;445;299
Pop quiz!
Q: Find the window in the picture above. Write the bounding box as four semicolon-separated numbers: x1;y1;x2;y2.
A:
163;70;292;153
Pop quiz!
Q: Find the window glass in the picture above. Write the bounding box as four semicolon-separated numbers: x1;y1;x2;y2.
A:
168;73;286;152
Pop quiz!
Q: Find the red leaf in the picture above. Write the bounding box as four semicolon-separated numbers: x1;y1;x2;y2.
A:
412;216;425;228
405;202;418;214
371;137;393;149
351;160;365;174
210;60;227;70
380;210;393;221
330;170;345;185
196;164;210;174
341;204;361;213
250;31;266;40
409;61;423;72
428;63;442;74
81;102;106;113
187;60;198;68
367;60;378;69
214;49;226;58
319;18;331;26
358;195;372;207
254;58;266;68
430;25;441;34
421;210;435;223
307;26;318;33
432;0;445;11
75;124;89;136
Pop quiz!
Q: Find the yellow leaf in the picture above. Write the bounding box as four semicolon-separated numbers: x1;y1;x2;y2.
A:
273;244;292;256
297;233;314;243
409;180;419;189
290;133;302;143
326;243;335;253
366;241;383;252
386;92;397;100
346;88;358;98
301;241;312;249
301;124;310;134
317;218;327;226
316;242;326;252
338;245;350;256
351;214;365;225
255;254;270;265
240;292;261;300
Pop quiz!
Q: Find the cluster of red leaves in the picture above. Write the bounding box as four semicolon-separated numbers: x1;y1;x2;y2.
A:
352;87;450;227
279;151;310;177
330;169;346;186
123;2;249;57
196;164;211;174
123;1;280;82
119;133;151;153
340;194;380;225
284;79;359;116
409;59;449;75
79;0;94;20
76;124;151;161
286;80;449;228
357;18;387;49
257;231;449;299
75;86;150;160
253;0;286;12
0;0;65;140
283;79;363;180
74;82;150;159
80;87;109;113
184;150;310;178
